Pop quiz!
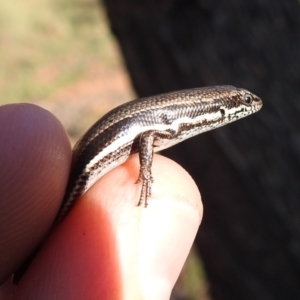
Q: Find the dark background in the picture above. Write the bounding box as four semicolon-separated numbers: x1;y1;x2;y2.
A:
102;1;300;299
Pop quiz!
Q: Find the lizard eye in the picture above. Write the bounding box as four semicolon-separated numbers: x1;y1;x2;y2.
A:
243;93;253;105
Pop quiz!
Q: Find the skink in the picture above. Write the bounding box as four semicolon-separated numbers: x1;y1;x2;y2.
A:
14;85;262;283
56;85;262;223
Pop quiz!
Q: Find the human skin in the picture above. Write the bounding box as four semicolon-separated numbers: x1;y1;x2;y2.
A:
0;104;202;300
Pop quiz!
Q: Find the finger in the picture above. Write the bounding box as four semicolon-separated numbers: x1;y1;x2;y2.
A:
0;104;71;284
15;154;202;300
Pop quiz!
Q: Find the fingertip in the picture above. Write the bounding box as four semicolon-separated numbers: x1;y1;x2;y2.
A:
0;103;71;283
103;154;202;298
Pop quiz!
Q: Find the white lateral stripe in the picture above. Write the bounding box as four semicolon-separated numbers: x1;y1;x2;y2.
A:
85;110;227;172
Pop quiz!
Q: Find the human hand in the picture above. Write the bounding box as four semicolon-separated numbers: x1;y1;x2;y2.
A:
0;104;202;300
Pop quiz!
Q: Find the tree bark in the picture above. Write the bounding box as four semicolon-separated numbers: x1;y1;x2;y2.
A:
102;0;300;299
